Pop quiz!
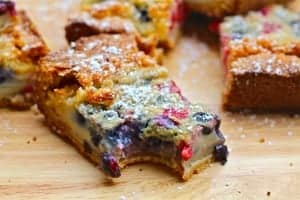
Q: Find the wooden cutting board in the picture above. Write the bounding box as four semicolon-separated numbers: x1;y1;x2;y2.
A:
1;0;300;199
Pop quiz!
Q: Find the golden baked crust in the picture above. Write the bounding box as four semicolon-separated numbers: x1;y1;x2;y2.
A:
185;0;289;17
36;34;157;103
0;9;48;109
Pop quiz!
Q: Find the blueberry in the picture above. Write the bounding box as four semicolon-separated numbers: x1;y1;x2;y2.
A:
231;31;244;40
89;128;102;146
214;115;221;130
138;8;151;22
103;110;118;120
101;153;121;177
291;20;300;36
75;111;86;126
193;112;213;123
215;128;223;138
0;68;13;84
213;144;228;165
107;121;143;146
201;126;212;135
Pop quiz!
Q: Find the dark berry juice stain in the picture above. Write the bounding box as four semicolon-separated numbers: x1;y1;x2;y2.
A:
0;68;13;84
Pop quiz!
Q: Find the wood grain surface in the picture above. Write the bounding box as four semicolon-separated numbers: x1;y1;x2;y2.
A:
1;0;300;199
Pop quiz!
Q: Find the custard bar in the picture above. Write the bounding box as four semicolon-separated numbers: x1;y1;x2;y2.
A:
66;0;185;52
35;33;228;180
0;1;48;109
221;6;300;112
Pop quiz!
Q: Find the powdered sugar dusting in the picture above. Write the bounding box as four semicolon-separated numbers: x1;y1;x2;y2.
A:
177;186;183;190
275;67;283;75
0;140;5;147
253;61;262;73
119;195;126;200
288;131;294;136
1;119;17;134
84;40;99;51
103;46;122;55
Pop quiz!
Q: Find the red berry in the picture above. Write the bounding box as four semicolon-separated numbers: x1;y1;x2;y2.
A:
170;0;186;30
0;1;16;16
21;85;33;94
163;108;188;120
102;153;121;177
109;159;119;172
262;22;281;34
169;80;181;94
209;19;221;33
260;7;270;16
157;81;189;102
180;142;193;161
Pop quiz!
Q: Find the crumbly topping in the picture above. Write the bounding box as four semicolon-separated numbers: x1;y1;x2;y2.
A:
231;53;300;76
222;6;300;43
42;34;155;83
221;6;300;72
39;34;160;106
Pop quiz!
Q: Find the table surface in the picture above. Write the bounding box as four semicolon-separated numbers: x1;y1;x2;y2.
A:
1;1;300;199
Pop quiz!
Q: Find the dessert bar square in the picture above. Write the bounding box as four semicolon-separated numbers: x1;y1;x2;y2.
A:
0;1;48;109
65;0;185;58
35;33;228;180
221;5;300;112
